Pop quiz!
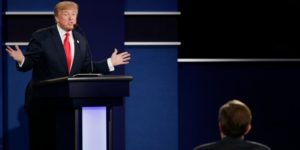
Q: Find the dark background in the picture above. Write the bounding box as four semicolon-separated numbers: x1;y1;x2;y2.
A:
179;0;300;150
179;0;300;58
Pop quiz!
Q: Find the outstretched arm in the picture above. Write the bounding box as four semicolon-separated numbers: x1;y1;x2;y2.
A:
110;49;131;66
6;45;24;65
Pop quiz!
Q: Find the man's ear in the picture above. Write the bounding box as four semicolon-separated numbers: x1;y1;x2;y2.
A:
54;16;58;23
219;122;225;138
218;122;223;131
244;124;252;135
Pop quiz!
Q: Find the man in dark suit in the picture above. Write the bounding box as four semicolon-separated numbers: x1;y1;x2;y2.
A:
6;1;130;108
194;100;271;150
5;1;130;150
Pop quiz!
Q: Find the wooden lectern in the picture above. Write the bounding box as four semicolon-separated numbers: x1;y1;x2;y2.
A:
32;75;133;150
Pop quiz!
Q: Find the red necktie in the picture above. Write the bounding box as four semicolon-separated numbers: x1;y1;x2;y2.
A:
64;32;71;74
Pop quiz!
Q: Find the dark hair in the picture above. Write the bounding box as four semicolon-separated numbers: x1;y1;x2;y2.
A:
219;100;252;137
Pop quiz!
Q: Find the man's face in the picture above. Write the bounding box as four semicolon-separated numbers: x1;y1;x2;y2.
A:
55;8;77;31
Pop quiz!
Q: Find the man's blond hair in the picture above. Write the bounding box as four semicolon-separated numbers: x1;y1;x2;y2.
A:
54;1;78;16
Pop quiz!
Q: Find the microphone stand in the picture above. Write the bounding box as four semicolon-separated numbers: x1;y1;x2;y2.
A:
72;24;102;77
73;24;94;73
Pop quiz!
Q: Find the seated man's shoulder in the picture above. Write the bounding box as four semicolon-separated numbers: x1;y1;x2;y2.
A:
193;140;271;150
193;141;219;150
245;140;271;150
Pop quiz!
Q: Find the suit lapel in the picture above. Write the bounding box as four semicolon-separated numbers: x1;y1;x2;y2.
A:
70;31;81;75
50;26;68;74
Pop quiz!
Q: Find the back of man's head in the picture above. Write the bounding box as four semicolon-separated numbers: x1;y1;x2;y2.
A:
218;99;252;138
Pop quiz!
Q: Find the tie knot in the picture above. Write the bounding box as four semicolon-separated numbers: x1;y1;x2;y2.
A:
65;32;69;37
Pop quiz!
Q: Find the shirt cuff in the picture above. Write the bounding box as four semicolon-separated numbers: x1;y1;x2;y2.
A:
18;56;25;67
107;58;115;72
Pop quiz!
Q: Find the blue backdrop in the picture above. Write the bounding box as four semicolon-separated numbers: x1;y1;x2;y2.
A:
1;0;180;150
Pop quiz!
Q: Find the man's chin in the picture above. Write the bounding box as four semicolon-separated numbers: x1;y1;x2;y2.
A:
65;26;74;31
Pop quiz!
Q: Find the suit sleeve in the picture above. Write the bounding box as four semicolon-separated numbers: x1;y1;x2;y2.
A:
17;33;43;72
92;60;110;74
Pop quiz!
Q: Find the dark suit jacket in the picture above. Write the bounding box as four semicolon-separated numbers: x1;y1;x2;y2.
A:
18;25;111;109
193;137;271;150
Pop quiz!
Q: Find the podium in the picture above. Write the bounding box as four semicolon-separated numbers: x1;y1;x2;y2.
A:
31;75;133;150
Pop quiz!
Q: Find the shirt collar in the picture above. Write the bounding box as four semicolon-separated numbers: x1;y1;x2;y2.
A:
56;24;73;38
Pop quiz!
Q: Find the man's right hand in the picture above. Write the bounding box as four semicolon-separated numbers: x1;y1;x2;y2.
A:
6;45;24;64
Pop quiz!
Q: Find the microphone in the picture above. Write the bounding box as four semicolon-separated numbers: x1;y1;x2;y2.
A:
73;24;94;73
